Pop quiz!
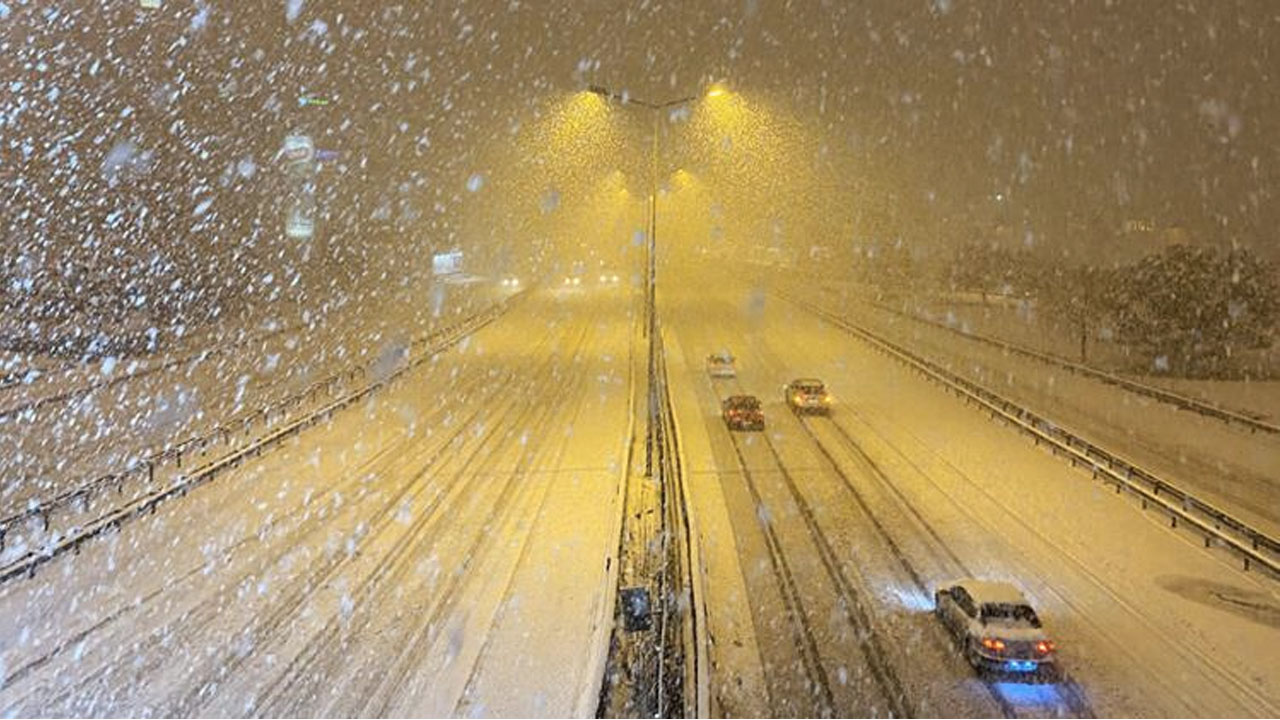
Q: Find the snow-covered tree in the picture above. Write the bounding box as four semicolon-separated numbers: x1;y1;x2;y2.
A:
1109;245;1278;377
1035;264;1110;363
944;241;1038;302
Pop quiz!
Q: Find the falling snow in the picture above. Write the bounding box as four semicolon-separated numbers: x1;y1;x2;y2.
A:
0;3;1277;718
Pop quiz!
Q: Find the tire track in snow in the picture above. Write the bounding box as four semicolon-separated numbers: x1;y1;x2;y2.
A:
838;401;1272;717
251;319;596;715
0;308;554;714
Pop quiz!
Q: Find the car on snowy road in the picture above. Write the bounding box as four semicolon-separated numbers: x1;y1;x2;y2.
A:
934;579;1058;680
721;395;765;431
783;378;832;415
706;351;737;379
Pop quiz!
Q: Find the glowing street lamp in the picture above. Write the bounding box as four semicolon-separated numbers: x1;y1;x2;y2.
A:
586;82;720;475
583;84;714;305
583;85;701;332
586;85;698;110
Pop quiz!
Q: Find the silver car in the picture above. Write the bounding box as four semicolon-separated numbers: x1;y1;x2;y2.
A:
706;352;736;379
783;378;832;415
934;579;1058;680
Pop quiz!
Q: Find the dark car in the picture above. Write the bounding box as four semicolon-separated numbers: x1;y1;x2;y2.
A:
783;378;832;414
722;395;765;431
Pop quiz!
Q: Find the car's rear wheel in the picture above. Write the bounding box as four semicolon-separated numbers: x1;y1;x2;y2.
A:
963;638;983;669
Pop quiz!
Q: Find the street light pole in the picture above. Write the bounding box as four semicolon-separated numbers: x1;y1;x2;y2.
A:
649;107;658;343
588;83;724;719
587;85;695;339
587;85;695;476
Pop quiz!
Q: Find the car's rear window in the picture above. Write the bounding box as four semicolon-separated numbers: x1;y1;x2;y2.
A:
980;603;1042;627
727;397;760;409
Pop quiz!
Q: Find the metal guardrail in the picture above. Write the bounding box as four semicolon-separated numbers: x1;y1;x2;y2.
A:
0;321;292;422
599;322;705;718
870;300;1279;435
0;296;520;574
790;295;1280;577
648;329;682;716
652;329;709;718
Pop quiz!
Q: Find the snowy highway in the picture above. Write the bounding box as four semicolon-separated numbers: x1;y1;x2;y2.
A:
5;1;1280;717
660;271;1280;718
0;286;636;716
0;282;506;525
3;277;1275;716
792;279;1280;539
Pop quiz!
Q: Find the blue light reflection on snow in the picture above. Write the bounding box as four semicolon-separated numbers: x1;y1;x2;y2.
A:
992;680;1062;706
886;583;935;613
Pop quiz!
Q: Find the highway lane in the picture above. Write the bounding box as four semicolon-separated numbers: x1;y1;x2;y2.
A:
2;271;1276;718
661;274;1280;718
665;291;1007;718
0;283;510;526
0;285;635;717
793;278;1280;539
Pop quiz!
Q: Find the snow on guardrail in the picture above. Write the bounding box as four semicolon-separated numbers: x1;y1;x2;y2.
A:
656;328;710;718
787;294;1280;579
597;323;707;718
0;294;524;580
870;300;1279;435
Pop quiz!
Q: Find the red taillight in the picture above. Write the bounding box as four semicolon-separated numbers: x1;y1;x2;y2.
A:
981;638;1006;652
1036;640;1054;655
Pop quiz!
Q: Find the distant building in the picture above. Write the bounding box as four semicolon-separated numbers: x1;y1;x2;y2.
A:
1111;220;1204;264
1120;218;1193;245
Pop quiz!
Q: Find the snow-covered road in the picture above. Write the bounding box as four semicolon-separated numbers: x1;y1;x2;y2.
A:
0;287;635;716
661;271;1280;718
0;284;507;530
1;275;1276;718
797;279;1280;538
